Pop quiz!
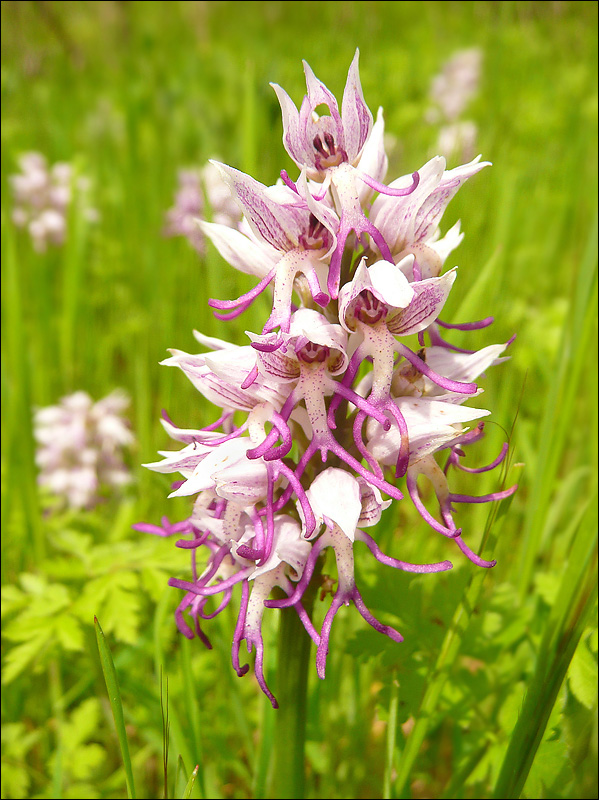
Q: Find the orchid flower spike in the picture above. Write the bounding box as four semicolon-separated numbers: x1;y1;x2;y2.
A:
138;52;516;707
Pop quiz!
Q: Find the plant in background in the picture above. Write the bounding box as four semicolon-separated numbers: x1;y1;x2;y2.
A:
138;50;516;711
426;48;483;162
163;162;242;253
10;152;97;252
34;390;134;510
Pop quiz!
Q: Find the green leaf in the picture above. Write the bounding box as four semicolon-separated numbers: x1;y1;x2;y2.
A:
75;572;141;644
55;615;85;652
2;628;54;684
522;736;573;800
568;638;598;710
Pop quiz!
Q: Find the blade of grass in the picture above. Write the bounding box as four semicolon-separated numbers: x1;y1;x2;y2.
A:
174;755;187;800
94;616;137;799
383;669;399;799
161;668;170;800
60;183;88;389
178;638;206;797
517;213;598;601
48;659;64;800
492;493;598;799
182;764;200;800
1;219;45;571
393;474;518;798
252;670;277;799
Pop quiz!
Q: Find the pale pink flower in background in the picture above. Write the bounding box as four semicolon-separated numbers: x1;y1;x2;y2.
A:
428;48;482;122
437;121;479;164
164;162;241;253
426;48;483;163
10;152;97;252
34;390;133;510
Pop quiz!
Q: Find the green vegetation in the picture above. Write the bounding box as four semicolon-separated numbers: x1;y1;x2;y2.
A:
1;2;597;798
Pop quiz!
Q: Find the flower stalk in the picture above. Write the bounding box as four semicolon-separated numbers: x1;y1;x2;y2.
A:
269;578;319;799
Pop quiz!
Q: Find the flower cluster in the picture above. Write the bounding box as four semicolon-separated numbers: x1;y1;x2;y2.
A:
164;163;241;253
138;52;515;708
10;152;97;252
34;390;134;510
426;48;483;163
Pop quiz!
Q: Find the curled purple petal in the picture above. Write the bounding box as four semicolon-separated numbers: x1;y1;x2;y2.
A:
355;530;453;573
449;484;517;503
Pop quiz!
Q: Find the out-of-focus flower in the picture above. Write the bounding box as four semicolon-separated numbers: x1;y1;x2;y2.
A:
10;152;97;252
426;48;483;162
164;162;241;253
436;121;479;164
139;51;516;707
428;48;482;122
34;390;134;510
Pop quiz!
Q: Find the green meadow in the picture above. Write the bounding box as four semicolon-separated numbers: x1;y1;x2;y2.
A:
1;2;597;798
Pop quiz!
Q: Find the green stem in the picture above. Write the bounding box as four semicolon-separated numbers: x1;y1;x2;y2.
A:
268;606;314;799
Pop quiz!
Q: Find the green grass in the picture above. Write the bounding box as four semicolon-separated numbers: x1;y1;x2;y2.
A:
1;2;597;798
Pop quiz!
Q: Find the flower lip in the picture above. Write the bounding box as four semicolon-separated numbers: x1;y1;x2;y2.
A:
350;290;389;327
312;132;348;171
338;257;415;333
248;309;349;381
271;49;373;179
297;213;333;252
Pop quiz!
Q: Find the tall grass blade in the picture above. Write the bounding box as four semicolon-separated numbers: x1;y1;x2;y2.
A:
383;670;399;799
393;485;517;797
161;668;170;799
492;494;598;799
182;764;200;800
94;616;137;799
517;213;598;600
179;638;206;797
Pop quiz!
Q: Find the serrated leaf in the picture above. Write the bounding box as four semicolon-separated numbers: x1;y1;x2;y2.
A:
523;736;573;799
2;629;53;683
498;683;525;735
18;572;48;595
1;585;26;617
4;614;58;642
55;615;85;652
0;761;30;799
69;743;105;780
100;572;141;644
568;640;598;709
74;571;141;643
534;572;561;606
63;782;101;799
26;582;72;618
65;698;102;746
140;566;170;603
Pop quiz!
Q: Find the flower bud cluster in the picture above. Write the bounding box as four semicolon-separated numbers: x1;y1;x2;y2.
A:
164;163;241;253
34;390;134;510
139;52;515;707
10;152;97;252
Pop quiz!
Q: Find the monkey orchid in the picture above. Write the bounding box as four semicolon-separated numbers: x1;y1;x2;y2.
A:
138;51;516;713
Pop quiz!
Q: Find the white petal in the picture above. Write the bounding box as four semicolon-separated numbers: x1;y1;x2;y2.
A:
307;468;362;541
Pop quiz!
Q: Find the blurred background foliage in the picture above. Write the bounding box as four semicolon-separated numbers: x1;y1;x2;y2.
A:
1;2;597;798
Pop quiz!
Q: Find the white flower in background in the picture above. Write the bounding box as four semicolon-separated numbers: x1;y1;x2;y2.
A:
10;152;97;252
164;162;241;253
34;390;134;510
426;48;483;162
